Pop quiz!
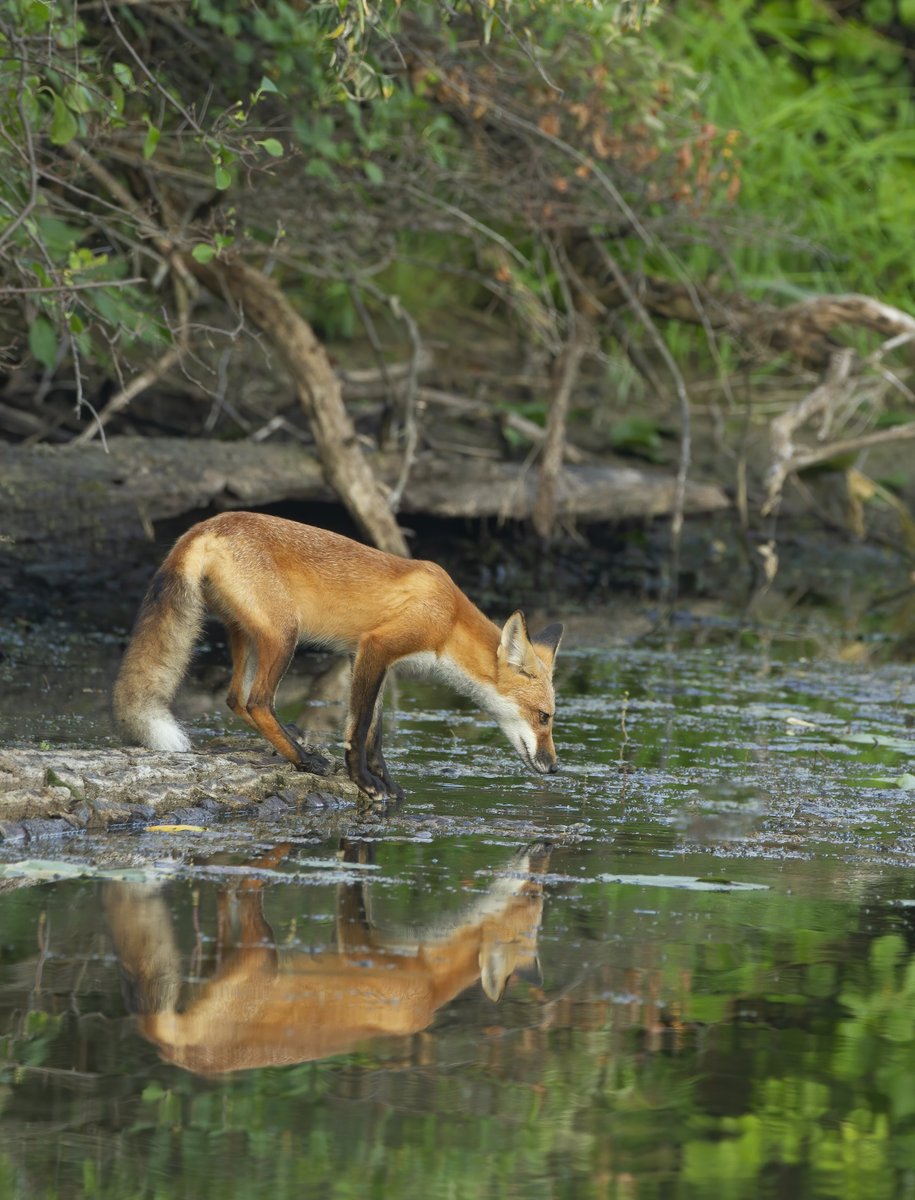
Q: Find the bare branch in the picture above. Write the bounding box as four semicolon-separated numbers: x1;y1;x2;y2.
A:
594;241;693;601
761;350;856;517
2;278;146;294
72;344;183;445
100;0;203;134
532;317;590;540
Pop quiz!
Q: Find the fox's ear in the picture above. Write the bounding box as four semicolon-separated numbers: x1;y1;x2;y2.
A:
498;610;532;671
533;622;563;667
479;946;511;1003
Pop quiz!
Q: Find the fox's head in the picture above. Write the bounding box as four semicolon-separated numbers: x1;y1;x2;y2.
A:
492;611;563;775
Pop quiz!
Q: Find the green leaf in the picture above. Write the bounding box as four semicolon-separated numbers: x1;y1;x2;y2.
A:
256;137;284;158
64;83;92;115
257;75;280;95
142;121;160;160
191;244;216;263
304;158;335;180
363;160;384;184
25;0;51;30
34;215;79;256
112;62;134;89
609;416;665;462
214;165;232;190
49;94;77;146
29;316;57;371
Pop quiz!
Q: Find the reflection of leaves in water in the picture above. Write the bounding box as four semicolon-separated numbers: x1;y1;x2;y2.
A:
835;934;915;1124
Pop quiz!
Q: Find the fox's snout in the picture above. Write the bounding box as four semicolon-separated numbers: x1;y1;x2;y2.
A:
534;750;559;775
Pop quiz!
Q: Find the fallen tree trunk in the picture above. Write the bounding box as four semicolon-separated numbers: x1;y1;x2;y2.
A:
0;437;730;584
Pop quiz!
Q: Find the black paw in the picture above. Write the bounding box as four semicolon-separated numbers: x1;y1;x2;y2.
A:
297;749;333;776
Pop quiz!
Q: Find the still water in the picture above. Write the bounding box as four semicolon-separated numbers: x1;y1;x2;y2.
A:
1;614;914;1198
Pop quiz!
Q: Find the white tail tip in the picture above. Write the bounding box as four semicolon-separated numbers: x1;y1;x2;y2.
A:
143;713;193;753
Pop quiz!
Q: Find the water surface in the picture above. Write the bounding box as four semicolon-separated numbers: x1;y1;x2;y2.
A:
1;615;914;1198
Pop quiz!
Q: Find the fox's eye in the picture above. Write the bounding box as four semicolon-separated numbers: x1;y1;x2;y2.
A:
538;711;551;726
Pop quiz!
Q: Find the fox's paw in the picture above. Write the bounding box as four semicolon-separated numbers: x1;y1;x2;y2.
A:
351;769;402;804
296;749;333;777
355;777;387;802
383;779;405;802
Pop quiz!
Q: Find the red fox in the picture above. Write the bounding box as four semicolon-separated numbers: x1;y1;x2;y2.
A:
113;512;563;799
104;840;551;1075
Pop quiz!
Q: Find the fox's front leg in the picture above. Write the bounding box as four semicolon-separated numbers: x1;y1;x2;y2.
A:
366;696;404;802
345;636;402;800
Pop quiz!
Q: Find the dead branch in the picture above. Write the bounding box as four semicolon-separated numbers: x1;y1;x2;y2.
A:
594;242;694;604
767;423;915;518
631;280;915;372
71;344;183;445
355;281;425;513
338;351;435;396
532;319;590;540
761;328;915;523
417;387;588;463
385;294;423;513
184;254;409;556
761;350;855;516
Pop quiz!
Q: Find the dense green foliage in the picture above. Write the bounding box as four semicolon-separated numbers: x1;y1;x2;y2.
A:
651;0;915;305
3;0;914;386
0;0;741;394
1;0;913;553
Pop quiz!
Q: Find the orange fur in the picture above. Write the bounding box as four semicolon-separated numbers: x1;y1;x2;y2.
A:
104;841;550;1075
113;513;563;798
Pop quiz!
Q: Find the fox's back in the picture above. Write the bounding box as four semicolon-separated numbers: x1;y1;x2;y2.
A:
170;512;459;651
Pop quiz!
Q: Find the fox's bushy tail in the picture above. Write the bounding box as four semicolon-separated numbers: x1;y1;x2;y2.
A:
113;563;205;753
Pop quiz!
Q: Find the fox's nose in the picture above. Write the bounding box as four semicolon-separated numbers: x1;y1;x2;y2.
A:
535;750;558;774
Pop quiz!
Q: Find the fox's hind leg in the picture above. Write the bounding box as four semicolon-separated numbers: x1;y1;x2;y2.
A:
235;624;313;769
226;625;259;732
224;622;323;772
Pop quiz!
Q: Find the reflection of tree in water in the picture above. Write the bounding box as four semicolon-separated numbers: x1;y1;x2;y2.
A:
1;854;915;1193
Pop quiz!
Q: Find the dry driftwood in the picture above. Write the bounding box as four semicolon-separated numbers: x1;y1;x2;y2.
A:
398;456;728;521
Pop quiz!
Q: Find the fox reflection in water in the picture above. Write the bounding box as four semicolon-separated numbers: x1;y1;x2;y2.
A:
104;841;551;1076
